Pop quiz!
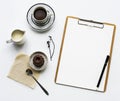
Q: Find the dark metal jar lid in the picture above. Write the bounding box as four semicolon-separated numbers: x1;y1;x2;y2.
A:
26;3;55;32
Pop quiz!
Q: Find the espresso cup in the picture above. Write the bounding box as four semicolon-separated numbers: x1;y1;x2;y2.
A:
6;29;26;45
31;7;51;25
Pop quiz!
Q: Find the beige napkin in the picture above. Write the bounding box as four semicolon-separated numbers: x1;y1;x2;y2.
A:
8;53;40;89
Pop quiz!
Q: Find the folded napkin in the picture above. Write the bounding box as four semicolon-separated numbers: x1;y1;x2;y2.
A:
8;53;40;89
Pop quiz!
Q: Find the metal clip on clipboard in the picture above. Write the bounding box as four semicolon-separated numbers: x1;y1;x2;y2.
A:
78;18;104;29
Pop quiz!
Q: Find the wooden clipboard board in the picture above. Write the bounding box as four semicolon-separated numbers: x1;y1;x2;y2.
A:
55;16;116;92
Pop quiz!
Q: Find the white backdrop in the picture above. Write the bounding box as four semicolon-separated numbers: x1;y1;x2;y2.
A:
0;0;120;101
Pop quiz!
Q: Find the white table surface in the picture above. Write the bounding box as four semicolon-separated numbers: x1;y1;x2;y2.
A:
0;0;120;100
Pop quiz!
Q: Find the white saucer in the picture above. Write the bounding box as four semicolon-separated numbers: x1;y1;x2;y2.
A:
26;3;55;32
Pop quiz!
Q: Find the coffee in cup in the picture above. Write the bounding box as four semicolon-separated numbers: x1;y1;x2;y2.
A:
32;7;51;25
34;7;47;20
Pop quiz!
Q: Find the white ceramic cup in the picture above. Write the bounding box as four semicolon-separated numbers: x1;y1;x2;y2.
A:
6;29;26;45
31;7;51;25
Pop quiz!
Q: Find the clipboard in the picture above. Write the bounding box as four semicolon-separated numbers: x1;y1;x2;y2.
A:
55;16;116;92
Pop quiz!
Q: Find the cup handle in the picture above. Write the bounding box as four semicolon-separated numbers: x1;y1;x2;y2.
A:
47;11;52;18
6;39;13;43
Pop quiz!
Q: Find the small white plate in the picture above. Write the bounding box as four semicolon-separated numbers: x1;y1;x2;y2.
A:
29;51;48;71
